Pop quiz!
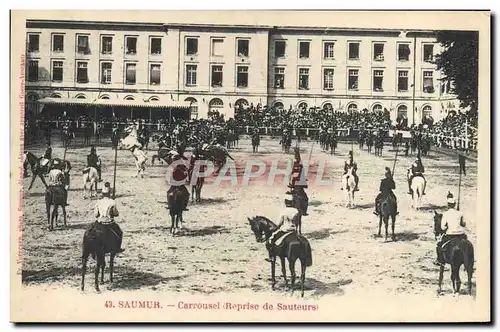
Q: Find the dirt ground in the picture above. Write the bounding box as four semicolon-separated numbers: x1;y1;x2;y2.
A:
20;137;477;301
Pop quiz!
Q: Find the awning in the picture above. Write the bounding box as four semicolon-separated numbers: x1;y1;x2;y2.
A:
37;97;191;109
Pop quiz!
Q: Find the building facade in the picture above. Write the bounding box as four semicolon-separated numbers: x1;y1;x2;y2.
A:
25;19;460;124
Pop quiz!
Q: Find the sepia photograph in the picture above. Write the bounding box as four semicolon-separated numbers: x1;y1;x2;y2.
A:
9;10;491;323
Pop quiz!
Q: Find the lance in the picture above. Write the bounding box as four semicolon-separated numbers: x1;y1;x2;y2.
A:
457;152;462;211
112;128;119;199
392;143;399;176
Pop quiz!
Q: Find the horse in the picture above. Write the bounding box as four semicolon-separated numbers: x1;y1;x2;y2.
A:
83;123;92;147
281;132;292;154
190;163;207;204
341;167;356;208
62;127;74;148
203;145;235;175
45;185;67;231
377;195;397;241
82;166;99;199
167;186;190;235
408;171;425;209
251;131;260;153
151;144;175;166
329;135;337;155
120;125;143;150
410;137;418;155
366;135;374;154
374;138;384;157
24;151;49;190
130;146;147;178
433;212;474;295
247;216;313;297
81;222;123;292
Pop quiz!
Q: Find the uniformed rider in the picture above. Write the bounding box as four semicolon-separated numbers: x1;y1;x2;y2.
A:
40;144;52;169
94;182;124;253
434;193;466;266
87;146;102;182
373;167;399;216
166;152;190;211
343;150;359;191
408;156;426;195
287;147;306;194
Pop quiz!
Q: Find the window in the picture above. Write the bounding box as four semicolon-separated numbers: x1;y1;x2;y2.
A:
398;44;410;61
324;42;335;59
125;63;136;85
348;69;359;90
298;68;309;90
126;36;137;55
150;64;161;85
52;34;64;52
76;62;88;83
237;66;248;88
323;68;334;90
77;35;90;54
373;43;384;61
422;105;432;118
323;103;333;111
423;44;434;62
348;103;358;113
299;41;310;59
101;36;113;54
397;105;408;119
274;67;285;88
298;102;308;110
101;62;112;84
27;60;38;82
185;98;198;118
348;42;360;60
273;101;284;109
212;38;224;56
373;70;384;92
211;65;223;87
150;38;162;55
27;34;39;52
372;104;383;112
52;61;63;82
423;71;434;93
186;38;198;55
186;64;197;86
275;40;286;58
398;70;409;92
237;39;249;57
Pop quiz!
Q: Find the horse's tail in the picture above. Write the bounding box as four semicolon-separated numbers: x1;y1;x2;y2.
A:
82;167;90;174
463;239;475;273
303;238;313;267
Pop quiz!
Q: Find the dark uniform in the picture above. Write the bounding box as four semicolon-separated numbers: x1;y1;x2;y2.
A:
408;158;426;195
166;153;190;211
459;151;466;176
404;141;410;157
287;148;306;193
343;151;359;191
87;146;102;181
374;168;398;215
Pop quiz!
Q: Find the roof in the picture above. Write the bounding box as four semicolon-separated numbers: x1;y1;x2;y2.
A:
38;97;191;109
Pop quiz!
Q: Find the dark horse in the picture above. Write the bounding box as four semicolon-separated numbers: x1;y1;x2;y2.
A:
433;212;474;295
24;152;72;190
167;185;190;235
251;131;260;153
329;134;338;155
247;216;313;297
81;222;123;292
45;185;67;231
377;195;397;241
374;137;384;157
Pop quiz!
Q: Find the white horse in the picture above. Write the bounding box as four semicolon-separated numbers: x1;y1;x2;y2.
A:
408;170;425;209
341;167;356;208
48;169;67;188
82;166;99;199
120;125;142;150
131;146;147;178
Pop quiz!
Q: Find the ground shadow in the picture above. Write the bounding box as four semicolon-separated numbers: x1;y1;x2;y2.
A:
304;228;348;240
22;266;81;284
182;225;230;237
110;267;186;291
62;222;93;230
418;204;446;212
113;193;135;199
395;231;422;242
357;202;375;209
29;192;46;197
307;278;353;297
309;200;324;207
194;197;234;206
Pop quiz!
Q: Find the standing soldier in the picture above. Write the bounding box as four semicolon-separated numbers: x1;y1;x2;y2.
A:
459;149;467;176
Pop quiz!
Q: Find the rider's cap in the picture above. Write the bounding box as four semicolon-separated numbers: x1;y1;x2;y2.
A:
447;197;456;205
102;182;111;195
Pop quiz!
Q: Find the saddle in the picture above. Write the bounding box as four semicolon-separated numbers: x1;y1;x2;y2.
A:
269;231;295;248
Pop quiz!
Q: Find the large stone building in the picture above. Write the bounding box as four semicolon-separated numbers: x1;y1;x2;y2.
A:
25;19;460;124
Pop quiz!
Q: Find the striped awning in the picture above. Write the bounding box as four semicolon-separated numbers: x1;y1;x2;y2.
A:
37;97;192;109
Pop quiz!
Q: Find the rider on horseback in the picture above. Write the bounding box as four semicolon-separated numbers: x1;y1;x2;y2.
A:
287;147;306;194
342;151;359;191
434;193;467;266
40;144;52;168
279;192;301;233
374;167;399;216
166;151;190;211
94;182;125;253
87;146;102;182
408;156;426;195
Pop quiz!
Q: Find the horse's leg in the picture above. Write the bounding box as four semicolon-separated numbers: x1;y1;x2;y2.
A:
95;255;102;292
46;202;51;230
453;265;461;294
109;253;115;284
191;186;195;203
391;215;396;241
300;259;306;297
81;251;89;291
62;205;67;227
278;256;288;289
289;259;296;292
170;214;175;234
270;258;276;290
100;256;106;284
384;217;389;242
28;172;38;190
378;215;382;237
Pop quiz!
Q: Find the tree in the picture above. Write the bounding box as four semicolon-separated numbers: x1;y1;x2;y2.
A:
435;30;479;112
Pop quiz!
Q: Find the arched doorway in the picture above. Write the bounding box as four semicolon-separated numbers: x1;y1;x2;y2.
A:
185;97;198;119
372;103;383;112
273;101;284;110
397;105;408;128
422;105;433;125
26;93;39;119
322;102;333;111
297;101;308;110
209;98;224;117
75;94;87;99
234;98;249;112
